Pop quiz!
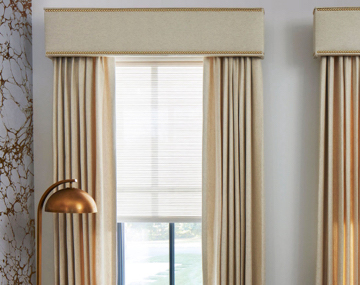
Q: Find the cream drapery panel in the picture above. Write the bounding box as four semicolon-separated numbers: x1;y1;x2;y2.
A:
53;57;116;285
316;56;360;285
202;57;264;285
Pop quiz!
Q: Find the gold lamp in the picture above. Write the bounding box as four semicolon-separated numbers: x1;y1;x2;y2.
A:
36;179;97;285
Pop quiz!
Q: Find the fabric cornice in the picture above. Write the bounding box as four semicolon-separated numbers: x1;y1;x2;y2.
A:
314;7;360;57
44;8;265;58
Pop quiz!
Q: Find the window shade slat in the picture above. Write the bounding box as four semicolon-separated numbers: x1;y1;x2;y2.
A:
116;60;203;222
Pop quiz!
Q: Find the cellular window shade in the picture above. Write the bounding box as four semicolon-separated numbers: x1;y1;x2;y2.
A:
116;60;203;222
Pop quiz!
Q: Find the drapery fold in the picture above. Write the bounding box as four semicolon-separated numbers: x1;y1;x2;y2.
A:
52;57;116;285
316;56;360;285
202;57;264;285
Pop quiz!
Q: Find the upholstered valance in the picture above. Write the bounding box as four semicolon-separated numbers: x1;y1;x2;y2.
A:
44;8;265;57
314;7;360;57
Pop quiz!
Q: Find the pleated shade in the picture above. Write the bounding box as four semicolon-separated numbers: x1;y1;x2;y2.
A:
116;59;203;222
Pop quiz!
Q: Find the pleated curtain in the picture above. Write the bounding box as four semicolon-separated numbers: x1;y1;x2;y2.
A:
52;57;116;285
316;56;360;285
202;57;265;285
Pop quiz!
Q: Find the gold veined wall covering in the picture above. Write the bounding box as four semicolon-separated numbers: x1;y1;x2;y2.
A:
0;0;34;284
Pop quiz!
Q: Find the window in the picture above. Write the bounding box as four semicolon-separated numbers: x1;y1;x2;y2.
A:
116;58;203;285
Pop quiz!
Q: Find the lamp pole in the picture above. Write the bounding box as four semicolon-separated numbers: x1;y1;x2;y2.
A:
36;179;76;285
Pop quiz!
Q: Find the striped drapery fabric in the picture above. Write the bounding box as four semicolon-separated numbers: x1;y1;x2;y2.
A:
202;57;265;285
316;56;360;285
53;57;116;285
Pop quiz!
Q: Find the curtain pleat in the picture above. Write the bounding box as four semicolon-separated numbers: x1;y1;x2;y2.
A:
316;56;360;285
202;57;264;285
52;57;116;285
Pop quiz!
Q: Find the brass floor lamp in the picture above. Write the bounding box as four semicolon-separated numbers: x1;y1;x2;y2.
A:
36;179;97;285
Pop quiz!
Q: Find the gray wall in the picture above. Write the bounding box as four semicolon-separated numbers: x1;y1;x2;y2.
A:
32;0;358;284
0;0;34;284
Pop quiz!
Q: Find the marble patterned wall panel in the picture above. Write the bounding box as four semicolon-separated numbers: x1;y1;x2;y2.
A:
0;0;33;284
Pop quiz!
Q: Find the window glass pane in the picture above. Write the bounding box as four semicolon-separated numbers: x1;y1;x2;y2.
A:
116;60;203;285
125;222;169;284
175;223;202;284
